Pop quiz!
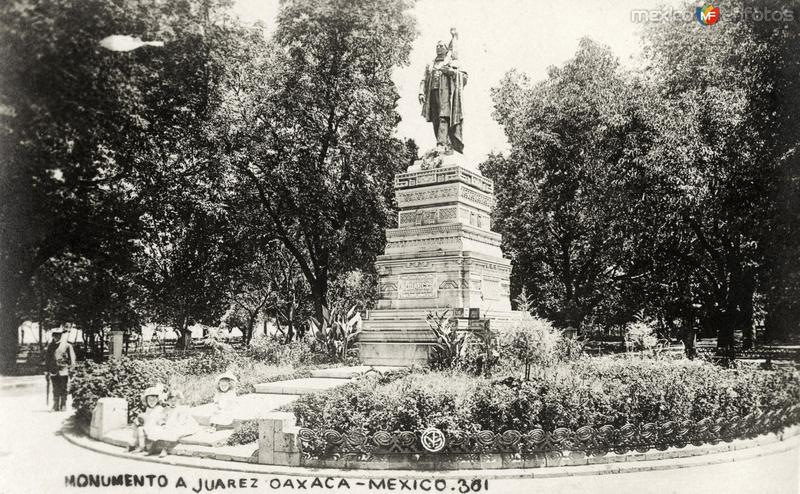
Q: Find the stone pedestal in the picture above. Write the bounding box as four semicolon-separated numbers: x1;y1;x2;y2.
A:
89;397;128;440
108;331;124;361
359;165;524;366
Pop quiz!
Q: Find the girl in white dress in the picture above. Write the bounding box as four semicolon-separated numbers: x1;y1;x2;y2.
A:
209;372;238;429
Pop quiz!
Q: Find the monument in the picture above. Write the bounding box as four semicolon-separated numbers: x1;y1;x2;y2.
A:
359;29;523;366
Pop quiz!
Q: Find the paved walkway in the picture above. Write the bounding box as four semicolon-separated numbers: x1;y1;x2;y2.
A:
2;379;799;493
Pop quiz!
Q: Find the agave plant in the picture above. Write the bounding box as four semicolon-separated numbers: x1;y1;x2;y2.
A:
308;305;362;361
426;309;468;369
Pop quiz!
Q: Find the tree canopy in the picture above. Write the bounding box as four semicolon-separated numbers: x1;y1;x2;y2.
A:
484;0;800;345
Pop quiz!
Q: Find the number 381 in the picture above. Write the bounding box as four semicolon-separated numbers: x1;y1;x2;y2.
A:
457;479;488;493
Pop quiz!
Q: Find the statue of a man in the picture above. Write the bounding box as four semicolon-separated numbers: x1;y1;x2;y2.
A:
418;28;468;155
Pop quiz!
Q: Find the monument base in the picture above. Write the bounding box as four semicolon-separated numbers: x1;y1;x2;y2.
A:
359;309;527;366
357;164;523;366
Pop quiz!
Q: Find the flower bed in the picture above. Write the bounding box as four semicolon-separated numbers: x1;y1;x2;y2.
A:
292;357;800;459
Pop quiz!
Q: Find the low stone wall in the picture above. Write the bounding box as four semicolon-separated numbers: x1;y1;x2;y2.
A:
257;411;800;470
258;412;302;466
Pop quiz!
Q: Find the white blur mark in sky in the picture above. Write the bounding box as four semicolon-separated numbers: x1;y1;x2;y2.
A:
233;0;679;165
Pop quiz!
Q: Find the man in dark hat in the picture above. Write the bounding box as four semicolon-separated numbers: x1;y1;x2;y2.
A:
44;327;76;411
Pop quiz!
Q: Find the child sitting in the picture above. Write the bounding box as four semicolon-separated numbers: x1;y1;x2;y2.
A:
132;387;200;457
209;372;237;429
132;385;167;455
162;390;199;442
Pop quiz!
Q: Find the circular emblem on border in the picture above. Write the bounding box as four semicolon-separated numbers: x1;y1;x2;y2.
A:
420;428;446;453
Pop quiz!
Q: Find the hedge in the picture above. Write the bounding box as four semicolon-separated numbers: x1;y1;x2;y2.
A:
70;358;177;424
69;348;328;425
293;357;800;434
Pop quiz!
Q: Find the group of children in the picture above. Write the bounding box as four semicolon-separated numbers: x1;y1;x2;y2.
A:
132;372;239;457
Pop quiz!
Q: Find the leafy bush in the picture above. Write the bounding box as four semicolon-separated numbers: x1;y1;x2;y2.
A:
458;340;499;376
184;350;240;375
71;350;319;424
246;335;291;363
70;358;178;424
227;420;259;446
292;358;800;435
498;318;583;379
246;334;333;366
625;321;661;352
426;309;467;370
326;269;378;314
308;305;362;361
293;372;479;433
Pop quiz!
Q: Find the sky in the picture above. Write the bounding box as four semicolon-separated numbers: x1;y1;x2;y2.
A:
233;0;678;165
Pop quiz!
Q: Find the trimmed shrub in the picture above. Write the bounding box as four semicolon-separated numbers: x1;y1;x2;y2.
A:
184;350;240;375
245;335;334;367
227;420;259;445
293;372;480;433
70;358;177;424
292;357;800;435
70;351;316;424
497;317;583;379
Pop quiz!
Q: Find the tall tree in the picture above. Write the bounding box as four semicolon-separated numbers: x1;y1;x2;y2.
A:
483;39;656;329
213;0;416;320
0;0;258;369
641;0;800;348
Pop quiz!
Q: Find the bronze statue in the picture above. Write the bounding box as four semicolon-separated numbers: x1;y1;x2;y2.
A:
418;28;467;155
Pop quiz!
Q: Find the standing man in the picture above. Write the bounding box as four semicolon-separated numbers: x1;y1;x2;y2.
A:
680;296;698;360
418;28;467;156
44;327;76;411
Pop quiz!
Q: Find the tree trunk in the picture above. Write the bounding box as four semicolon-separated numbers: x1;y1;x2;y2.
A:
245;314;257;346
310;278;328;324
738;271;755;349
177;315;192;350
0;309;21;375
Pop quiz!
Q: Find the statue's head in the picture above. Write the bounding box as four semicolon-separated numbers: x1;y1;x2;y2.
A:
435;40;448;58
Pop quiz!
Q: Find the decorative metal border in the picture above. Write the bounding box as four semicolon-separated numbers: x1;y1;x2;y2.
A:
297;404;800;461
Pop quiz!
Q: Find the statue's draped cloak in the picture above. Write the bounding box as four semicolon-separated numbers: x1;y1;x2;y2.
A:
421;65;467;154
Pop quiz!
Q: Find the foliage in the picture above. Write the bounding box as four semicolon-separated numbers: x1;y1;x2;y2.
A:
183;350;238;376
484;39;654;331
226;420;259;446
308;305;362;362
461;321;500;377
215;0;418;321
483;7;800;346
293;372;477;433
224;241;313;345
69;350;319;424
426;310;468;370
293;358;800;435
624;317;667;357
69;358;175;424
637;0;800;347
202;326;236;353
245;334;333;366
0;0;267;368
498;318;579;380
326;270;379;315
